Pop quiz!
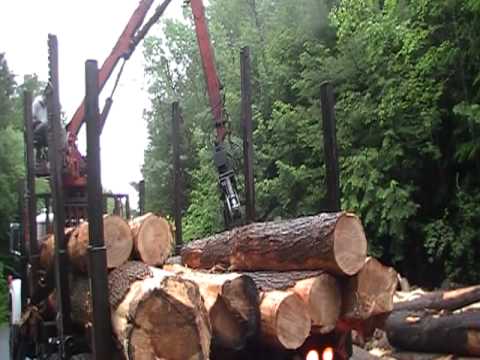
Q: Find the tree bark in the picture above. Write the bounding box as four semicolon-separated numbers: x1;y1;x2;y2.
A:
386;310;480;356
244;270;324;291
164;264;259;350
39;228;74;270
259;290;311;349
109;262;211;360
342;257;398;322
394;285;480;312
130;213;174;266
181;212;367;275
46;275;92;327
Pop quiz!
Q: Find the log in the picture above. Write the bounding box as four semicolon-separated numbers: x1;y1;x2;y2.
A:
109;262;211;359
181;212;367;275
130;213;174;266
259;290;311;349
293;275;341;333
244;271;341;332
342;258;398;323
244;270;324;291
68;215;133;272
39;228;75;270
46;275;92;326
385;310;480;356
164;264;259;350
41;215;133;273
394;285;480;312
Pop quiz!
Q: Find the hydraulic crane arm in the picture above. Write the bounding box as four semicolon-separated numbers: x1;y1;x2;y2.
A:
66;0;172;136
189;0;242;224
190;0;227;144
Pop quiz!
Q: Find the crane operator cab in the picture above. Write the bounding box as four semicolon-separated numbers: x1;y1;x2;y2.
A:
31;93;67;174
32;95;48;163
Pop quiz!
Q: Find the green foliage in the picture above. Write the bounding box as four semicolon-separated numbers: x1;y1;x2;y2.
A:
143;0;480;285
182;146;224;241
0;54;25;255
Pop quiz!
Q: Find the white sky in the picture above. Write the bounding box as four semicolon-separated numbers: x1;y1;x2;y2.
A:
0;0;185;209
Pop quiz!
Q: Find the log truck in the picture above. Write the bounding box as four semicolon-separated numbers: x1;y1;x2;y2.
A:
8;0;349;359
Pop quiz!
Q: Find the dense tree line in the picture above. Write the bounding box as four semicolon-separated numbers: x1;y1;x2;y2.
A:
142;0;480;286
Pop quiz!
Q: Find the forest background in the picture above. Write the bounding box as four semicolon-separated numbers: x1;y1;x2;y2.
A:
1;0;479;322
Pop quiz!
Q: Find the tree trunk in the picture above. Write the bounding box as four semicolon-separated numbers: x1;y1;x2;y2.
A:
394;285;480;312
43;215;133;273
181;212;367;275
259;290;311;350
130;213;174;266
342;257;398;323
386;310;480;356
244;271;341;333
109;262;211;360
164;264;259;350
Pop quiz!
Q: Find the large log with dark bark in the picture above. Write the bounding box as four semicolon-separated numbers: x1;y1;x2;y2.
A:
46;275;92;326
394;285;480;312
386;309;480;356
245;270;341;333
181;212;367;275
130;213;174;266
259;290;311;349
164;264;259;350
109;262;211;359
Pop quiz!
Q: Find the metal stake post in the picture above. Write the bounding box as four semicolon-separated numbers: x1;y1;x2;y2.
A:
320;81;341;212
46;34;72;357
138;180;145;215
85;59;113;359
172;102;183;247
23;91;39;300
240;47;256;223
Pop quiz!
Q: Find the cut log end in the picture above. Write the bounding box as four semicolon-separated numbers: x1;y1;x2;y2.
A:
113;269;212;360
128;281;210;359
294;274;341;330
260;291;311;350
131;213;174;266
163;264;260;350
104;215;134;269
333;213;368;275
342;257;398;322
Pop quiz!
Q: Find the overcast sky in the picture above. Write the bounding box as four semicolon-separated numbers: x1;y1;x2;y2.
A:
0;0;185;208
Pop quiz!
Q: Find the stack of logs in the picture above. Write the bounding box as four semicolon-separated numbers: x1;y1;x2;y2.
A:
37;211;400;359
384;285;480;356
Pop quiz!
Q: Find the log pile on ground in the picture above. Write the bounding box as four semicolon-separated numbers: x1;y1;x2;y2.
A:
382;285;480;356
33;211;402;358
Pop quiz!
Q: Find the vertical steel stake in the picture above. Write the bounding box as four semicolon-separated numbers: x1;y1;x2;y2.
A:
85;59;112;359
241;47;256;223
47;34;72;358
23;91;39;300
320;81;341;212
138;180;145;215
172;102;183;247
